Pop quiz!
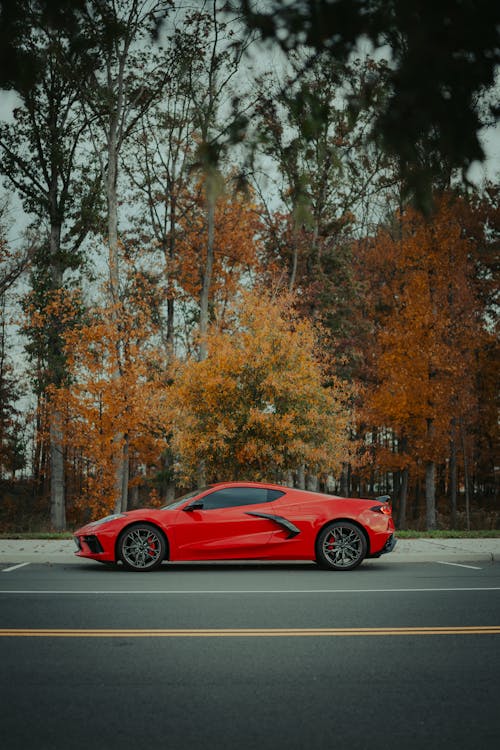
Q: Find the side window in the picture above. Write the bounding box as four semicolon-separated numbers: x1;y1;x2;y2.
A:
202;487;284;510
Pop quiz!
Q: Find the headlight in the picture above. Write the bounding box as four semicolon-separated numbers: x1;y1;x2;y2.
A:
89;513;127;527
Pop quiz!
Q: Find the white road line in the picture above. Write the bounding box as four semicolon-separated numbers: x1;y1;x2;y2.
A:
436;561;483;570
0;587;500;595
1;562;31;573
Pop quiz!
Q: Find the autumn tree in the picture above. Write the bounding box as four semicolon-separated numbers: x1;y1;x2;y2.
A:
0;345;26;479
125;117;262;494
79;0;172;304
123;42;199;361
0;222;26;479
253;53;397;381
174;181;262;334
124;179;262;361
0;12;101;529
169;291;352;487
175;1;254;360
453;186;499;526
126;3;259;347
77;0;173;513
356;193;494;528
51;288;170;521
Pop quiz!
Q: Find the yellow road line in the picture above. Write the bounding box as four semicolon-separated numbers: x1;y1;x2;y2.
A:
0;626;499;637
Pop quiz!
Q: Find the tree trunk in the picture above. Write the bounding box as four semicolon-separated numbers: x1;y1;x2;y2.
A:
199;187;215;361
460;417;471;531
425;416;437;529
425;461;437;529
166;191;177;360
289;226;299;292
196;185;216;482
107;122;129;515
306;474;318;492
130;483;139;509
449;419;458;528
165;482;176;503
50;409;66;530
340;463;349;496
197;458;207;489
48;217;66;529
118;434;129;513
107;134;120;302
399;467;408;530
160;447;176;503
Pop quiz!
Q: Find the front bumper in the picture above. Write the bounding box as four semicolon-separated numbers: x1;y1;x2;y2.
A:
74;534;104;555
74;531;116;562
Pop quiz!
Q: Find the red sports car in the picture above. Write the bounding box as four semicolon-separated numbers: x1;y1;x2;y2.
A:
74;481;396;572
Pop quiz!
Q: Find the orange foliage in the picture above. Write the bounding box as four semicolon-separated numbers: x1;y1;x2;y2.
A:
175;182;262;309
52;301;169;519
168;290;352;484
356;194;490;478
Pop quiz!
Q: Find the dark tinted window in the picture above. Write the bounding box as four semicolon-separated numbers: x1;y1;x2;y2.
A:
202;487;284;510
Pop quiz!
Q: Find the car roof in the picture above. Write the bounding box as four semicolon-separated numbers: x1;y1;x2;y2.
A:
206;481;346;501
208;481;289;491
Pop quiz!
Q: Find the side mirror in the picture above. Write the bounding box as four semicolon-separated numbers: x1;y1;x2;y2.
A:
183;500;204;512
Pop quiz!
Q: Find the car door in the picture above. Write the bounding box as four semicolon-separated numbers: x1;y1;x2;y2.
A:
170;486;285;560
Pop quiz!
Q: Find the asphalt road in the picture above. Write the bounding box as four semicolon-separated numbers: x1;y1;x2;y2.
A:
1;559;499;750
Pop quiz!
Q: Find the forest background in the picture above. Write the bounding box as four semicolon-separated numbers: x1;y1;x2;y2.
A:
0;0;498;533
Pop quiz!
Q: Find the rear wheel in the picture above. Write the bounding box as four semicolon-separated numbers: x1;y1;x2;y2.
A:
118;524;166;572
316;521;367;571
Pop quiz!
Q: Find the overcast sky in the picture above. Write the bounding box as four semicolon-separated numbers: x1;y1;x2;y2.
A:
1;70;499;240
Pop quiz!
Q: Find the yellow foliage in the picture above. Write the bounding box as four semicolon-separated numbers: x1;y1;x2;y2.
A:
168;290;353;484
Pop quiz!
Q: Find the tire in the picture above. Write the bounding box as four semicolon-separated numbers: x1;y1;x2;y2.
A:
118;523;167;572
316;521;367;571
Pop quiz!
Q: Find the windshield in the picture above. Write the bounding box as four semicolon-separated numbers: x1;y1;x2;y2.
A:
160;487;209;510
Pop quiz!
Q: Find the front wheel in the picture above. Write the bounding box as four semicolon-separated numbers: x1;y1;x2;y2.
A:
118;524;167;572
316;521;367;571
